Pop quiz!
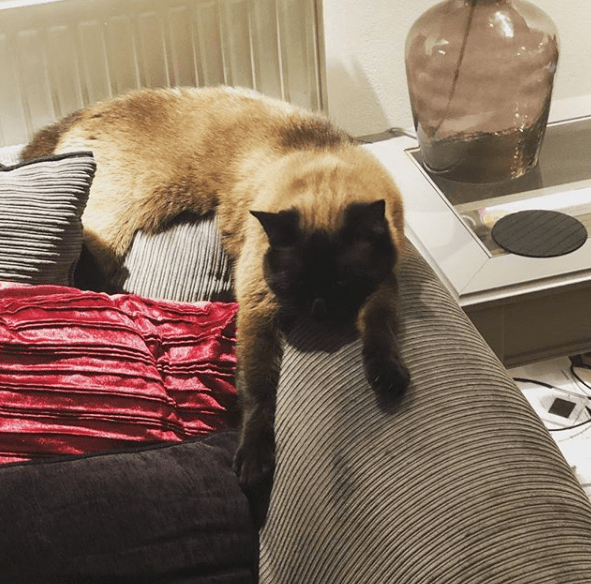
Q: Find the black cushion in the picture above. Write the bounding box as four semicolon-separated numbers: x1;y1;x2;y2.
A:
0;431;257;584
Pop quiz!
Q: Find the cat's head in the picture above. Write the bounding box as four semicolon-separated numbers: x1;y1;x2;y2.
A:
251;200;396;322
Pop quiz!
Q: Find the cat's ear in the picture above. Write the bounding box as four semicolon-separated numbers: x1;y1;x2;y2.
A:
357;199;386;223
344;200;389;238
251;209;300;248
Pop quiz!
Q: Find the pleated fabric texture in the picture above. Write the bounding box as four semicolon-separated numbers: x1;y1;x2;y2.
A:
0;151;95;286
0;284;238;464
259;244;591;583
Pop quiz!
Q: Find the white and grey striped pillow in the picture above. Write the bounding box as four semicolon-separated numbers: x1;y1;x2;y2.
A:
113;214;235;303
0;152;95;286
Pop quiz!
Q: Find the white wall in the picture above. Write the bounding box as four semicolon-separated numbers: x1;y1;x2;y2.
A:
322;0;591;137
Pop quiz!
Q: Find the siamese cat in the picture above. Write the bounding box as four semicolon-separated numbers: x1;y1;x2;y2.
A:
22;86;410;526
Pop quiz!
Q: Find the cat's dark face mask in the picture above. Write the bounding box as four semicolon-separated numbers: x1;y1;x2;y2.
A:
252;200;396;323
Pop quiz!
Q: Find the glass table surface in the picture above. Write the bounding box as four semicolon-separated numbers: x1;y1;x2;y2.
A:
407;116;591;255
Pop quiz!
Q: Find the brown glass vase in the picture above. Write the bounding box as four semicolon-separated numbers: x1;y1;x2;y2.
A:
405;0;559;183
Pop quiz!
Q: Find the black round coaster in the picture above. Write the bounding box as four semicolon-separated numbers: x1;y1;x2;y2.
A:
491;209;587;258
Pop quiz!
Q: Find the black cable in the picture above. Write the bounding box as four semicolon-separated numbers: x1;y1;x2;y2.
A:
512;376;556;390
547;418;591;433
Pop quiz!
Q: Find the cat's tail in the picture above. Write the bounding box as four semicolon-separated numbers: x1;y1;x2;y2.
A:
21;110;84;160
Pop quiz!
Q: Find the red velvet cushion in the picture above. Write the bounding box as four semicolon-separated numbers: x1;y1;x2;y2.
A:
0;284;238;464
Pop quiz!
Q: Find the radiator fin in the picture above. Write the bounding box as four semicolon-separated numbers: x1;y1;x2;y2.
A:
0;0;325;147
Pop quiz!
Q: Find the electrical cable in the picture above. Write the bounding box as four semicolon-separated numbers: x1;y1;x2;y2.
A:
546;418;591;433
512;377;556;390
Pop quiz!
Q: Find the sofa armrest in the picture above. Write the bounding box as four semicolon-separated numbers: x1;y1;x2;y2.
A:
260;242;591;583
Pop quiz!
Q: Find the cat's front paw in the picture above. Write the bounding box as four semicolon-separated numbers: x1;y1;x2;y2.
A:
233;442;275;529
233;442;275;490
363;349;410;407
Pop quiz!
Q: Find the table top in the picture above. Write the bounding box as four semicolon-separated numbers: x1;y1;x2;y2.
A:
362;96;591;309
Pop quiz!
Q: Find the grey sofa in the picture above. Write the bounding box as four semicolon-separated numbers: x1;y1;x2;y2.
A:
1;146;591;583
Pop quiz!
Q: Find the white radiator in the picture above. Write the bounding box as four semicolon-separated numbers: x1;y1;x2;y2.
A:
0;0;326;147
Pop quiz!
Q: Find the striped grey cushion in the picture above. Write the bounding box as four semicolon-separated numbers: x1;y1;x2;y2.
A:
114;215;234;302
0;152;95;286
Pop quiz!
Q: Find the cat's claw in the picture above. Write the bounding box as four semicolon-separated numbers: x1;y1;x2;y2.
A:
363;351;410;407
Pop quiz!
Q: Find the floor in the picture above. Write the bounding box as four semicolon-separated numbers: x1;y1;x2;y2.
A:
509;355;591;501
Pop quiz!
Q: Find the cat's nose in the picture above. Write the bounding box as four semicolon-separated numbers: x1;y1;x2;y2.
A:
310;298;327;320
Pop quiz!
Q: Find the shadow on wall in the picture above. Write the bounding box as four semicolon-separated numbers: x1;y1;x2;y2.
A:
325;58;391;138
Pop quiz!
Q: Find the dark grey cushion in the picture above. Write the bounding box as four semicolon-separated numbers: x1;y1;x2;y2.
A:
0;431;257;584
